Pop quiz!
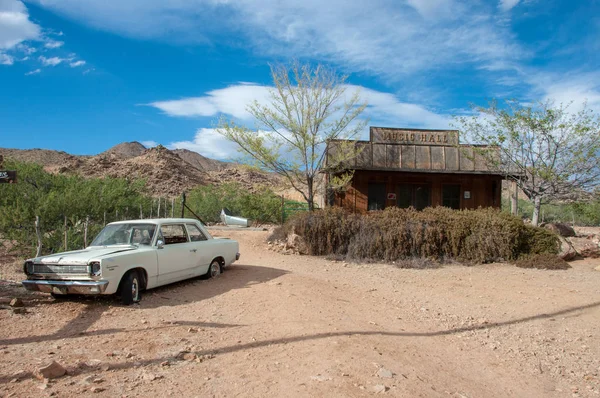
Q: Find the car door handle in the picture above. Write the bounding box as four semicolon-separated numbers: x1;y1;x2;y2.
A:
190;249;197;253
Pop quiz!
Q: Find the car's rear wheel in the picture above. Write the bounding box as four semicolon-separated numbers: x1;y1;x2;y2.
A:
207;260;221;278
120;270;141;305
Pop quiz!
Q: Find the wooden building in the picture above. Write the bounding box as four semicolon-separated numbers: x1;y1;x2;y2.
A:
325;127;504;212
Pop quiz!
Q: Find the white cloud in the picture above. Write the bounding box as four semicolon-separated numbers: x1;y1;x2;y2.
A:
69;59;85;67
25;67;40;75
149;83;271;119
0;52;13;64
140;140;158;148
39;55;63;66
168;128;239;160
29;0;523;76
44;40;64;48
499;0;520;11
149;82;451;132
528;71;600;113
0;0;41;50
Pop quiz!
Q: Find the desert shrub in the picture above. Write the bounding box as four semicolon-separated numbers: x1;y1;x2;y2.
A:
284;206;560;264
186;182;281;225
514;253;571;270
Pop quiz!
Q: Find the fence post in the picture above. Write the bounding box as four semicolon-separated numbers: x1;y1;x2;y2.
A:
171;198;175;218
181;192;186;218
35;216;42;257
157;198;161;219
140;204;143;219
281;195;285;225
63;215;67;251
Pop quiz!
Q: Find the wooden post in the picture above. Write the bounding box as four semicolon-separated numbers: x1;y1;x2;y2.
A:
35;215;42;257
171;198;175;218
140;204;143;219
103;211;106;226
157;198;161;219
281;195;285;225
181;192;186;218
150;201;153;218
63;215;67;251
510;180;518;216
116;209;119;221
84;215;89;248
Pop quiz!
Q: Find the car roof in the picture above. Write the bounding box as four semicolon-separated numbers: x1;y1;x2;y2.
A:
108;218;202;225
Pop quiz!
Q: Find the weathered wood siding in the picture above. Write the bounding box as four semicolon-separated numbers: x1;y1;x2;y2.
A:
336;171;502;213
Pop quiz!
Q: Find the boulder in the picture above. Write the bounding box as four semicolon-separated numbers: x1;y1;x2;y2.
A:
558;237;577;261
285;233;307;254
569;237;600;258
544;223;576;237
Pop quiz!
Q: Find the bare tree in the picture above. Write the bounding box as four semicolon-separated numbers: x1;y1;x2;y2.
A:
217;61;367;211
454;100;600;226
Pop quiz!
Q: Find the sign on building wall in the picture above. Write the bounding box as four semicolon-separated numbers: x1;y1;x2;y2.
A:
0;170;17;183
371;127;459;146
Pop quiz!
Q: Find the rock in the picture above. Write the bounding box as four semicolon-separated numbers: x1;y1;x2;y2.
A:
377;368;394;379
570;237;600;258
373;384;388;393
558;237;577;261
182;353;197;361
594;265;600;272
285;233;307;254
9;298;24;308
310;375;332;382
544;223;575;237
90;386;105;393
35;361;67;380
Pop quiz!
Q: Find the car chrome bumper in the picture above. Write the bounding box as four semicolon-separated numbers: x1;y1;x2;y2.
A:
22;280;109;295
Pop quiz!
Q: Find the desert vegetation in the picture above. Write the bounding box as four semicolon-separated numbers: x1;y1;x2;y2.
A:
277;206;559;264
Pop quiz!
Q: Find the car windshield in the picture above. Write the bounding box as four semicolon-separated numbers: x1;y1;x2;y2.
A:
90;223;156;247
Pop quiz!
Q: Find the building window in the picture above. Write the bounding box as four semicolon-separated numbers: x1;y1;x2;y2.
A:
396;184;431;210
368;183;386;210
442;184;461;209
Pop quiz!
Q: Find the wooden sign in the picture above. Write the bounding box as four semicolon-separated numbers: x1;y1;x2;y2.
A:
0;170;17;183
371;127;458;146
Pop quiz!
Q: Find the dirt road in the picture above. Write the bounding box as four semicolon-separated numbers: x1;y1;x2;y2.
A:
1;229;599;397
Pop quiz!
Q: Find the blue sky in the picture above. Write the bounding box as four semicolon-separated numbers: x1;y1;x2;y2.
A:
1;0;599;159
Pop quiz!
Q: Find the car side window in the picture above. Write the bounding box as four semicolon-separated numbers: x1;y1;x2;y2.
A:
186;223;207;242
160;224;189;245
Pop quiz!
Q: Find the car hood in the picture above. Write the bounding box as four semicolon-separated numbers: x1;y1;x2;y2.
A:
34;246;138;265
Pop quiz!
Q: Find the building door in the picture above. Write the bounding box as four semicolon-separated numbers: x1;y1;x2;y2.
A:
368;183;386;210
396;184;431;210
442;184;461;209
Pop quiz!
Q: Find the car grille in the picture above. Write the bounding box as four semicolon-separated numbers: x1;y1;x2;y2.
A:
32;264;89;275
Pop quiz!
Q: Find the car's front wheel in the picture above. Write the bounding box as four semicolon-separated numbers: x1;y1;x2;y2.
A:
120;271;141;305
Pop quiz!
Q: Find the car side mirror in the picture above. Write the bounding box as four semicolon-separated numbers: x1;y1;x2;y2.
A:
157;240;164;249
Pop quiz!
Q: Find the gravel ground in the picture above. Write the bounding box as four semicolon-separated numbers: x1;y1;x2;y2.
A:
1;229;599;397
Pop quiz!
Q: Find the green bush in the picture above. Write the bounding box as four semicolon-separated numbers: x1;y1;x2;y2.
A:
282;207;559;264
186;182;281;225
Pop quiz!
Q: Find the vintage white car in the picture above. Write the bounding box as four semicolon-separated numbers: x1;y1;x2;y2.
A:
22;218;240;304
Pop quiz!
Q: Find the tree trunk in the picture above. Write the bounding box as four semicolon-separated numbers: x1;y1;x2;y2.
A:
531;196;541;226
84;216;89;248
35;216;42;257
307;177;314;211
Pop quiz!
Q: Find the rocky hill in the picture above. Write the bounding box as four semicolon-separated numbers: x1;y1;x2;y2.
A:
1;143;280;197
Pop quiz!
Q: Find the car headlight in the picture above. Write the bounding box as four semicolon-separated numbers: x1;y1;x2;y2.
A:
89;261;102;276
23;261;34;275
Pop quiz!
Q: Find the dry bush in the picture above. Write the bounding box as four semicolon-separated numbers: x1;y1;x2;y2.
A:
284;207;559;264
514;253;571;270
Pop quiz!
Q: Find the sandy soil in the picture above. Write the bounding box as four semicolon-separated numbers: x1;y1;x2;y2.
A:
1;229;599;398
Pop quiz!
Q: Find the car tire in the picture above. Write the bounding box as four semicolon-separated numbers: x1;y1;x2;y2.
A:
206;260;221;279
120;270;141;305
